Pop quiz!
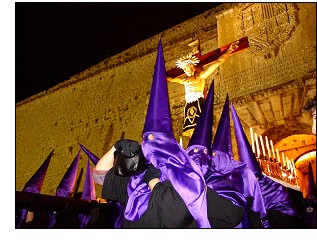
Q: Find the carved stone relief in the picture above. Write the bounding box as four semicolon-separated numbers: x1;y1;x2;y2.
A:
236;3;299;59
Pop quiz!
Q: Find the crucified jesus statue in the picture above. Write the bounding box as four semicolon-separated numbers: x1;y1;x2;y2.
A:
167;39;240;138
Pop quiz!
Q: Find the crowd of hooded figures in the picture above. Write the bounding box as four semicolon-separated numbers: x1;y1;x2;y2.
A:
16;40;316;229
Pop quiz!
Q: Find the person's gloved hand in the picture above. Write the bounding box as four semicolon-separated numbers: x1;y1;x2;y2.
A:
144;165;161;184
114;139;139;157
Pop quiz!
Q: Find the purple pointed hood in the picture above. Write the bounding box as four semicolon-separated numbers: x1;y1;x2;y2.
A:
186;93;250;225
307;162;316;197
212;94;232;157
82;159;96;201
78;159;96;228
231;103;263;178
17;150;53;228
143;39;173;136
56;149;80;198
23;150;54;193
188;81;214;148
78;142;100;166
128;40;211;228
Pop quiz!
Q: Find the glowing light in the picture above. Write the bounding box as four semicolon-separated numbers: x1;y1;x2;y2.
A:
265;136;271;159
259;135;266;157
296;151;316;163
270;140;275;159
250;127;255;154
254;133;261;157
288;174;294;180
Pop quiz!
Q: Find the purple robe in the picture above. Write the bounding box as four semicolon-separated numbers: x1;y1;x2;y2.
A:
125;131;210;228
258;175;300;217
233;161;268;228
187;146;247;209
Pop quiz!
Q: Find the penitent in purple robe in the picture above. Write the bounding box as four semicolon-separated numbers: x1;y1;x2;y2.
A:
48;149;80;228
79;159;96;228
211;95;265;228
124;39;210;228
231;101;300;221
186;81;247;227
231;103;268;227
16;150;54;228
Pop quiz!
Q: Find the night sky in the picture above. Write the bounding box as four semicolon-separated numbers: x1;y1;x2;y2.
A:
15;2;222;103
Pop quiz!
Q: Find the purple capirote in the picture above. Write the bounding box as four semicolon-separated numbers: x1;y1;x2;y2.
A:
126;39;210;228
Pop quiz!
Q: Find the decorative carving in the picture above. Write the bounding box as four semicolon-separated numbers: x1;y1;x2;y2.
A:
219;46;315;100
236;3;299;59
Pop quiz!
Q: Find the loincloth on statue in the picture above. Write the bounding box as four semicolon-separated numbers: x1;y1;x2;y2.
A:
183;97;205;137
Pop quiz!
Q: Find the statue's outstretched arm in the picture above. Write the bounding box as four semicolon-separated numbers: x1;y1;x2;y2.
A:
199;41;239;79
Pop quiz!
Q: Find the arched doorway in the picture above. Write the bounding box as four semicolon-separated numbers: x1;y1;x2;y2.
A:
274;134;316;196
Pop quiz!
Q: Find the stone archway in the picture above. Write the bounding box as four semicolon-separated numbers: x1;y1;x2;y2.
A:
273;134;316;196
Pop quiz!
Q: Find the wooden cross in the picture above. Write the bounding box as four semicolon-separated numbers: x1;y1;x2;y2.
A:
166;36;249;77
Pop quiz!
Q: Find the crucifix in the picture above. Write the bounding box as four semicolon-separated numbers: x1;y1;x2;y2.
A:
166;36;249;138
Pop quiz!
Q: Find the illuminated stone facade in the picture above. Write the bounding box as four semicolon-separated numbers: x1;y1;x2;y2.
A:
16;3;316;196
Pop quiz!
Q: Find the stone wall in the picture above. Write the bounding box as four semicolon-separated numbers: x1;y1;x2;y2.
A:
214;3;315;100
16;3;316;196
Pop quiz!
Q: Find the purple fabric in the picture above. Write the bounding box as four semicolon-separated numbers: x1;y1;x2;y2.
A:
186;146;247;208
207;150;247;208
258;175;300;216
79;214;91;229
188;81;214;148
16;209;28;229
186;84;248;227
140;131;210;228
79;160;97;228
231;103;262;178
208;151;250;228
16;150;54;228
307;163;316;197
186;145;213;178
231;102;298;222
56;149;80;198
231;103;267;218
78;142;100;166
125;133;211;228
234;163;267;218
132;40;210;227
82;159;96;201
124;169;151;220
209;150;238;174
124;40;164;223
48;212;57;228
49;150;80;228
212;98;268;227
212;95;233;158
22;150;54;193
143;40;173;137
112;201;125;228
213;98;269;227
